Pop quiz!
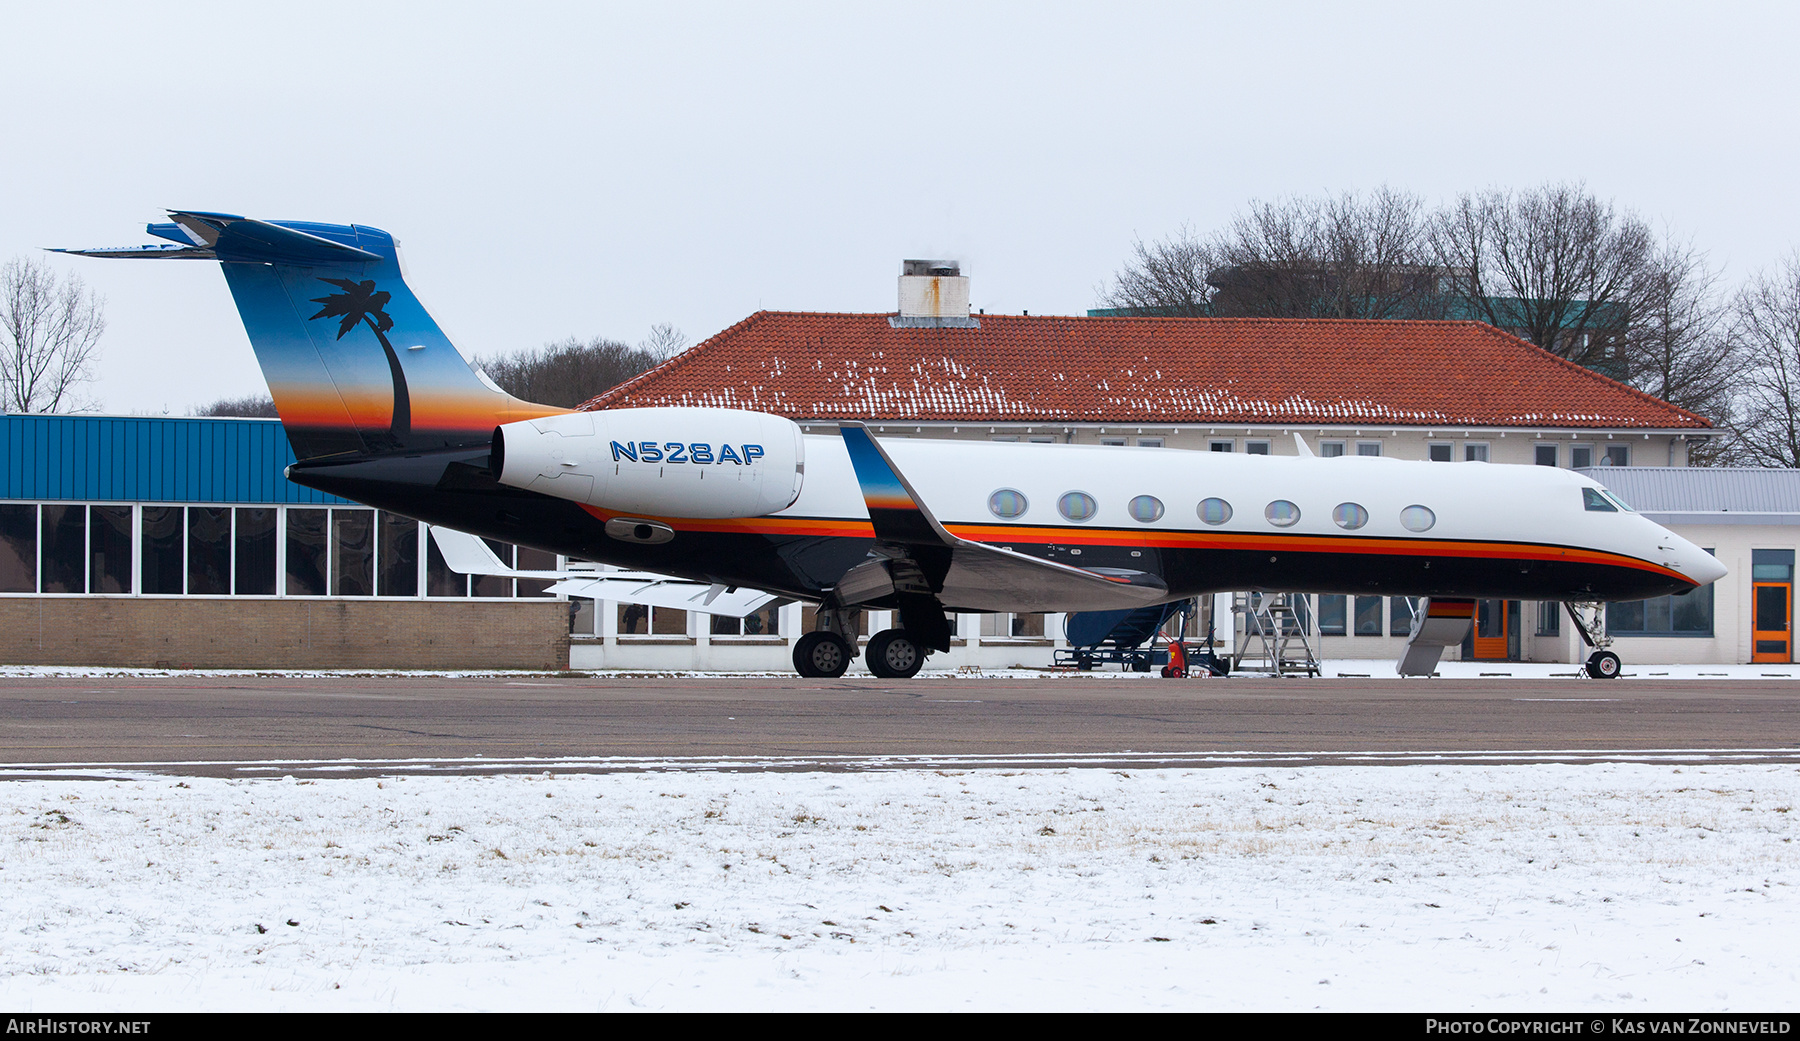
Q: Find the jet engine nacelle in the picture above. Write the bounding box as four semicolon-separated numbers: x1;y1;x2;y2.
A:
492;407;805;519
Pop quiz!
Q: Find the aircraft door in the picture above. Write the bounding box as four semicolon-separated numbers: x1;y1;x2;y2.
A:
1751;550;1793;664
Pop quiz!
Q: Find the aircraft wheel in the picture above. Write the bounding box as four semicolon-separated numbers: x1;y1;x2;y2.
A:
866;629;925;679
1585;650;1622;679
794;632;852;678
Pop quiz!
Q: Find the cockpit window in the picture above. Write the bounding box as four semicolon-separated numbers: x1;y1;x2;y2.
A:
1602;490;1635;512
1583;488;1618;513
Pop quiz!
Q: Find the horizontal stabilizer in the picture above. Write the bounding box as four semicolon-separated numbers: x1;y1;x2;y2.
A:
428;526;565;579
56;210;382;264
547;576;781;618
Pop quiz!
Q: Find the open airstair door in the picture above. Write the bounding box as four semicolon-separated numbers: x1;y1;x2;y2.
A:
837;425;1169;626
1396;598;1475;677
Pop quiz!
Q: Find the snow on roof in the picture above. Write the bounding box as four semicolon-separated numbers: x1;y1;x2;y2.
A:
586;313;1712;430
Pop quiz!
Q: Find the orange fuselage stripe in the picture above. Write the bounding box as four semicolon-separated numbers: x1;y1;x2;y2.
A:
575;507;1685;583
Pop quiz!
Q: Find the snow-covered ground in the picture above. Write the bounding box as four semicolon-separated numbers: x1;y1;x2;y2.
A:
1;762;1795;1011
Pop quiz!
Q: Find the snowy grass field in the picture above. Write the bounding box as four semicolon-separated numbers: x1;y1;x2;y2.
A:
1;762;1795;1011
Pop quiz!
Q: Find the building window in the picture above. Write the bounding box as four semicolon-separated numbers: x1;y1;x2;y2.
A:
1390;596;1415;637
1535;444;1558;467
90;505;132;594
1571;445;1594;469
40;504;87;594
1537;601;1561;636
1608;585;1714;636
1209;440;1234;453
1099;437;1127;447
1354;596;1383;635
619;603;687;636
1318;594;1347;636
1137;438;1164;448
1428;443;1452;462
982;612;1046;638
1464;443;1489;462
712;604;782;637
1319;441;1345;458
1604;444;1630;466
235;508;277;595
1245;440;1271;455
1356;442;1382;457
0;504;36;593
145;506;188;595
377;512;419;597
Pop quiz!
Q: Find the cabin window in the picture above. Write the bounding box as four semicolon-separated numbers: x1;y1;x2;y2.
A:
1400;505;1435;532
1057;491;1098;523
1128;495;1165;523
1264;500;1301;527
1582;488;1618;512
1197;498;1233;525
989;489;1029;519
1332;503;1369;530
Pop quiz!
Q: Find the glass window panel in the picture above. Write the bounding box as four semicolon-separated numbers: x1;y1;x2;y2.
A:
1751;550;1794;582
1356;442;1382;457
472;539;513;597
1319;442;1345;458
1538;601;1562;636
285;508;328;596
516;545;557;597
40;504;87;593
142;505;186;594
90;505;132;594
1428;443;1452;462
1571;446;1593;468
742;603;780;636
1390;596;1415;636
618;602;650;634
1609;599;1646;632
0;504;35;592
711;613;740;635
1318;594;1347;636
1672;583;1714;634
1209;440;1233;453
186;507;231;595
378;512;419;597
1011;612;1046;638
234;508;277;596
651;607;687;635
570;597;596;635
1244;441;1270;455
426;535;467;597
1464;444;1488;462
1354;596;1383;636
331;510;374;597
1604;445;1630;466
1535;445;1558;466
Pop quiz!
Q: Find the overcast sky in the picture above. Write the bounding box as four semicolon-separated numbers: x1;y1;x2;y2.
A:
5;1;1798;415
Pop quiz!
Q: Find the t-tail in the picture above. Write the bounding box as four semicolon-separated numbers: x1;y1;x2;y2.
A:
58;211;565;460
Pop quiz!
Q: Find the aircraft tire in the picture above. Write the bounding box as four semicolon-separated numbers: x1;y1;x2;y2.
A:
1585;650;1622;679
794;632;852;678
866;629;925;679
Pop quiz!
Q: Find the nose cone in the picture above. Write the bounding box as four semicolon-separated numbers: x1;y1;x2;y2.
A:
1662;528;1727;587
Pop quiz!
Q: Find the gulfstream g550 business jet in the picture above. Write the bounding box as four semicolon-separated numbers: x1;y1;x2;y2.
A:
61;212;1726;679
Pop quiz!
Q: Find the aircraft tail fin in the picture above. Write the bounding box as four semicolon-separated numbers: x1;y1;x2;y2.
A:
58;211;564;460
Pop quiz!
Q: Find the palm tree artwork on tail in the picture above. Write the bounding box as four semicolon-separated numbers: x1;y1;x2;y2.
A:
308;278;411;450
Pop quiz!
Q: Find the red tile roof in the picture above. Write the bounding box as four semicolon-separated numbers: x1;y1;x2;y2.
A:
583;313;1712;430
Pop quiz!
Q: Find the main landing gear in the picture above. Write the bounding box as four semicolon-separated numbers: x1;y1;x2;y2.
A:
791;595;942;679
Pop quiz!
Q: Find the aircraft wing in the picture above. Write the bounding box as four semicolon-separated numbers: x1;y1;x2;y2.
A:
427;526;782;618
838;424;1168;613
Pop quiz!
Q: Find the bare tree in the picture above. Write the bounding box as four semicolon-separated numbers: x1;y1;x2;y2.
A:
1429;183;1652;370
0;256;105;413
1621;238;1743;462
1097;224;1222;317
196;394;279;418
639;322;688;358
477;335;669;408
1100;188;1443;319
1732;253;1800;467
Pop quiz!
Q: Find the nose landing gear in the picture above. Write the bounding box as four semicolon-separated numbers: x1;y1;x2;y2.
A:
1565;602;1623;680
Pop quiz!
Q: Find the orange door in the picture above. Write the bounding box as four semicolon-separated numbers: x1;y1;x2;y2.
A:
1472;599;1509;660
1752;582;1792;663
